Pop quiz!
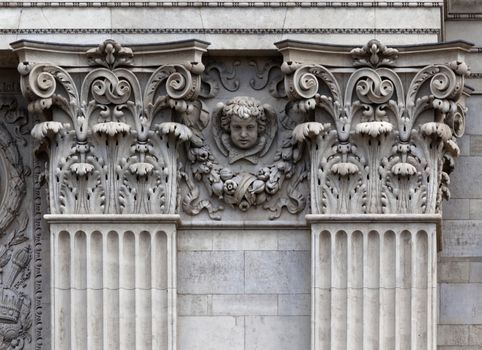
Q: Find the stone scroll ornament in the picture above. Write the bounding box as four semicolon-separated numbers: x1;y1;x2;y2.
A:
19;39;204;215
284;39;469;214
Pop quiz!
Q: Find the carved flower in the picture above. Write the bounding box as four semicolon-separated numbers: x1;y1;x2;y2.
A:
238;200;251;211
70;163;94;176
129;162;154;176
355;121;393;137
421;122;452;142
331;162;359;176
31;121;65;140
223;179;238;195
10;337;24;350
93;121;130;137
391;163;417;177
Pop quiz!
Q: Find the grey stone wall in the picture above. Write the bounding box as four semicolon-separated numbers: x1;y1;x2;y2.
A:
439;1;482;347
177;227;311;350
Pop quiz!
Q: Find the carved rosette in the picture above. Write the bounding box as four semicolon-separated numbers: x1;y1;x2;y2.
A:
283;40;470;215
20;40;204;215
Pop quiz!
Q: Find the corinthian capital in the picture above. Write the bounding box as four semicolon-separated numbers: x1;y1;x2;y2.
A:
13;39;209;215
277;39;472;215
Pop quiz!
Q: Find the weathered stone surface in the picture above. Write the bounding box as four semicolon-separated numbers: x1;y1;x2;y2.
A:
443;199;470;220
278;294;311;316
469;325;482;345
245;316;310;350
442;221;482;257
439;261;470;283
178;251;245;294
245;251;310;294
211;294;278;316
437;325;469;346
178;316;245;350
440;284;482;324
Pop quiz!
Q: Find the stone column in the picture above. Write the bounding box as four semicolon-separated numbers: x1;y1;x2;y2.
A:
277;39;472;350
13;39;209;350
309;215;438;350
46;215;178;350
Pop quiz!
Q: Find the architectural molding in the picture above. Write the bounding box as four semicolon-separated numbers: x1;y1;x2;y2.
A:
0;1;443;8
0;28;442;35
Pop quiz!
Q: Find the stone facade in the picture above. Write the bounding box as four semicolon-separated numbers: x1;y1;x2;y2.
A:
0;1;480;349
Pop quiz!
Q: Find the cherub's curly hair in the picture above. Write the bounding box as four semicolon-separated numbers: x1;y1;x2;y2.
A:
220;96;267;134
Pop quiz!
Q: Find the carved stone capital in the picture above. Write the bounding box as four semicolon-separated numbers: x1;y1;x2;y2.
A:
14;39;209;215
277;39;472;215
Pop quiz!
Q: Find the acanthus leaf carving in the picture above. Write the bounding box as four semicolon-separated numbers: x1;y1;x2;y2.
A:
283;40;470;215
21;39;205;215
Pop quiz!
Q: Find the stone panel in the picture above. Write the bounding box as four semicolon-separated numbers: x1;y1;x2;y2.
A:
440;284;482;324
177;251;245;294
245;316;310;350
277;294;311;316
245;251;310;294
211;294;278;316
178;316;245;350
442;221;482;257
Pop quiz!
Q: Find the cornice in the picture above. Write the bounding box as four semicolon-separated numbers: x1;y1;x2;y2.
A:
1;27;441;35
275;39;472;67
0;0;443;8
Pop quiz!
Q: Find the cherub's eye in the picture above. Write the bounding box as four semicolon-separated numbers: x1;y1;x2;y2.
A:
233;125;241;130
247;125;255;130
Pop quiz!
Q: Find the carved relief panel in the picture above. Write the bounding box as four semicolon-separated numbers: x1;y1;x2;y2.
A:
0;74;36;350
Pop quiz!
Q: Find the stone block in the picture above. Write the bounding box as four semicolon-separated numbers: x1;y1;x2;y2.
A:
211;294;278;316
438;261;470;283
465;97;482;135
469;200;482;220
450;157;482;199
212;230;278;251
245;316;310;350
469;325;482;345
177;230;213;251
470;136;482;156
177;295;209;316
278;294;311;316
443;199;470;220
440;284;482;324
469;262;482;283
441;221;482;257
277;230;310;251
178;316;244;350
245;251;310;294
177;251;244;294
437;325;469;346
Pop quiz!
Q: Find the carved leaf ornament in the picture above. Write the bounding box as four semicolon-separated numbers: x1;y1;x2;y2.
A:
284;39;469;215
20;39;469;219
20;40;202;215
